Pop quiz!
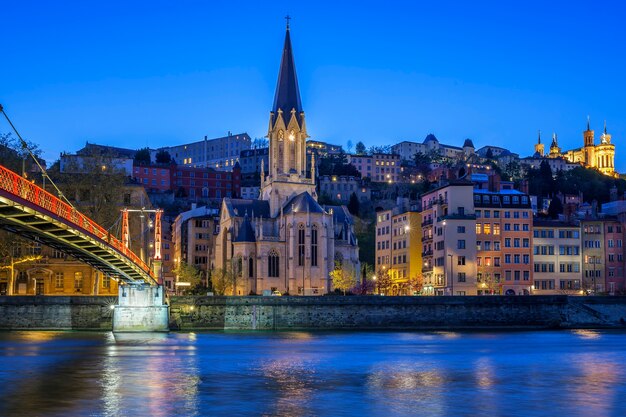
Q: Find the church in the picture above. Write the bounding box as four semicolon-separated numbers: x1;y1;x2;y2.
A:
534;118;617;177
214;22;360;295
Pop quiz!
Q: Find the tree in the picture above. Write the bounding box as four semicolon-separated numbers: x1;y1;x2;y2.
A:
406;273;424;295
346;140;353;154
347;192;360;216
330;261;357;295
172;261;203;294
155;149;172;164
485;148;494;160
211;267;235;296
134;147;151;165
355;141;366;155
251;137;269;149
49;153;127;230
368;145;391;154
0;232;42;295
548;196;563;219
375;268;392;295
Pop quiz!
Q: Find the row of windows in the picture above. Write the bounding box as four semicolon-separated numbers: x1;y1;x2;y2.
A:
474;195;529;205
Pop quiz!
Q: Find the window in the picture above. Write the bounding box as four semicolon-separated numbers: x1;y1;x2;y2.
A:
457;226;465;233
74;272;83;290
102;274;111;289
311;226;318;267
476;223;482;234
268;250;280;277
457;240;466;249
249;257;254;278
457;272;466;283
484;241;491;251
493;224;500;236
505;238;511;248
55;272;64;288
494;257;501;267
458;256;466;266
484;224;491;235
505;254;511;264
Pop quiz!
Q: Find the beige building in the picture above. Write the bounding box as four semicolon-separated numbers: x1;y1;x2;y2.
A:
213;24;360;295
375;209;422;295
347;153;401;183
421;180;478;295
532;220;582;294
319;175;370;204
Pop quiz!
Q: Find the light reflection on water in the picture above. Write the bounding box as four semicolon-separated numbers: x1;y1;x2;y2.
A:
0;330;625;416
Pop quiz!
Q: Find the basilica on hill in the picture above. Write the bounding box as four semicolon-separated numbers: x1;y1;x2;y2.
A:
534;118;617;177
214;22;360;295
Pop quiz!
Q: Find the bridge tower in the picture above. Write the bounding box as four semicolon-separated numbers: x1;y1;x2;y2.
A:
113;208;169;332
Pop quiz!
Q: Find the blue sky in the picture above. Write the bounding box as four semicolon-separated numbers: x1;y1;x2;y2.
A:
2;1;625;170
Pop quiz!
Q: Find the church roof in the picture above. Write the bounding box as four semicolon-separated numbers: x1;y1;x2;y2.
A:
234;216;256;243
423;134;438;144
225;198;271;218
272;26;303;125
283;192;324;215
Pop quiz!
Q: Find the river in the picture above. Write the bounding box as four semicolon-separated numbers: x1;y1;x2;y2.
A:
0;330;624;416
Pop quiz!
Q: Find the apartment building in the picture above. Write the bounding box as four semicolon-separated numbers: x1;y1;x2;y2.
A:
475;190;533;295
421;180;477;295
319;175;370;204
603;219;624;294
375;209;422;295
532;220;582;294
347;153;401;183
166;132;251;171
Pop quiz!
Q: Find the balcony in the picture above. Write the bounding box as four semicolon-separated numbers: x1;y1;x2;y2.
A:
421;218;433;227
421;235;433;242
422;249;433;256
437;212;477;222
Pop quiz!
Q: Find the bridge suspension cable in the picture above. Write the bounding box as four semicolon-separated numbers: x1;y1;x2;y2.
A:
0;104;74;209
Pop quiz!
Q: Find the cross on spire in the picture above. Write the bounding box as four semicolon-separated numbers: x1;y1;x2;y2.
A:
285;15;291;30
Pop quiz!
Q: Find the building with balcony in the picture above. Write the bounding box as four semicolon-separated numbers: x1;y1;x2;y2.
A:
421;180;478;295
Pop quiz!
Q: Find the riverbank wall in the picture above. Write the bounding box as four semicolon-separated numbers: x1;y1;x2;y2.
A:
1;295;626;331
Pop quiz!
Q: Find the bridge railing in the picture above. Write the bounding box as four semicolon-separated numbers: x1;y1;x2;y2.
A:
0;165;154;280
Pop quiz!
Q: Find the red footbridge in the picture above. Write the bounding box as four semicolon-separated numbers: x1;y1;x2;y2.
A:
0;165;157;285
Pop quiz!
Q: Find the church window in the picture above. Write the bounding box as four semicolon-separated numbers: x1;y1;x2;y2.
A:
298;224;305;266
248;256;254;278
268;250;280;277
311;226;318;267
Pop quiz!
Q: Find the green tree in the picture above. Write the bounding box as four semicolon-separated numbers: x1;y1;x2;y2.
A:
155;149;172;164
548;196;563;219
211;267;235;296
0;232;42;295
134;147;151;165
347;192;360;216
355;141;366;155
485;148;494;160
329;261;357;295
172;261;203;294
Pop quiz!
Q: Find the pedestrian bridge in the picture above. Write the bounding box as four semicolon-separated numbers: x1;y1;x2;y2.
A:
0;164;156;285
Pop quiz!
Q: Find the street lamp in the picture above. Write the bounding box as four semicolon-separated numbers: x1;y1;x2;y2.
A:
447;254;454;296
372;275;378;295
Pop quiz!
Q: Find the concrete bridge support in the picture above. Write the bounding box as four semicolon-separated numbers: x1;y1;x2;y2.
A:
112;284;169;332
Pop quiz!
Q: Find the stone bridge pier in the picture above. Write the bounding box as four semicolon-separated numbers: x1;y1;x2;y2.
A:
112;284;169;332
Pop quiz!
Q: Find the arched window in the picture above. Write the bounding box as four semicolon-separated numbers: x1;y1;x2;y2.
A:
311;225;318;267
298;224;305;266
202;187;209;198
268;249;280;278
248;256;254;278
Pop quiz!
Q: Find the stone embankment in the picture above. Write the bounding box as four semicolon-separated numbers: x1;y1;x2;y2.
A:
1;295;626;331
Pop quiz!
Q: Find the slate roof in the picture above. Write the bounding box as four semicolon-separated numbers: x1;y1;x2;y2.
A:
283;192;324;215
234;216;256;242
273;27;303;125
226;198;271;218
463;138;475;148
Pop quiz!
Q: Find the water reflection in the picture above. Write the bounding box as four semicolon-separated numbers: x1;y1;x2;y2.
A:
0;330;625;417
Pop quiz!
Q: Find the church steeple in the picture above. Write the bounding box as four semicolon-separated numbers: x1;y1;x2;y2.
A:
272;18;303;126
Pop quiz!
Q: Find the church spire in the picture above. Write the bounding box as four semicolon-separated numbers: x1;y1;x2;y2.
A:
587;115;591;131
272;19;303;125
538;130;541;144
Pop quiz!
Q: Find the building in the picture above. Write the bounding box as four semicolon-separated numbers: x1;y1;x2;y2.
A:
0;241;120;296
391;134;475;162
529;120;617;177
306;140;343;157
319;175;370;203
240;186;260;199
132;164;172;192
213;23;360;296
165;132;252;171
375;208;422;295
581;219;605;294
421;181;478;295
532;220;582;295
60;142;136;176
347;153;401;182
239;148;269;174
172;205;220;287
603;219;624;294
170;164;241;200
475;189;533;295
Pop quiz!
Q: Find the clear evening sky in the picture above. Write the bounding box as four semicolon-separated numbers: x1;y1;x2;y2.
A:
2;1;625;170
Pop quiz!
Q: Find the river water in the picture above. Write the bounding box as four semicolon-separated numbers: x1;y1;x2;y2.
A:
0;330;625;417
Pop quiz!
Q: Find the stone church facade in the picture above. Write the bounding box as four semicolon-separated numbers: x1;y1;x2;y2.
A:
214;23;360;295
